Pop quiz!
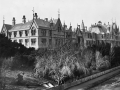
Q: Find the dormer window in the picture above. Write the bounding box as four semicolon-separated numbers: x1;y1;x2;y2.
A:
31;27;36;36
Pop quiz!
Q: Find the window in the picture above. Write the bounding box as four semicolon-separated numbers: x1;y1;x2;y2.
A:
102;34;104;38
25;30;29;36
49;30;52;36
41;38;46;46
55;39;58;46
88;33;89;38
14;31;17;37
31;38;36;45
41;29;46;36
19;31;23;37
66;32;71;38
58;26;61;32
25;39;29;46
61;39;63;45
31;27;36;36
8;32;12;38
14;40;17;42
55;38;62;47
49;39;52;45
19;39;23;44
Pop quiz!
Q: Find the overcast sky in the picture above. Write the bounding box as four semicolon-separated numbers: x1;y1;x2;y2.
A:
0;0;120;30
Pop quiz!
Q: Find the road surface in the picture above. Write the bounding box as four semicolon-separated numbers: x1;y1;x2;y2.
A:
90;73;120;90
66;69;120;90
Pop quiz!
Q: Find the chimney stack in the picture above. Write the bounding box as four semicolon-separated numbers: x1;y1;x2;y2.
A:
34;13;38;19
12;17;16;26
45;18;48;21
78;25;80;29
86;26;87;30
22;15;26;23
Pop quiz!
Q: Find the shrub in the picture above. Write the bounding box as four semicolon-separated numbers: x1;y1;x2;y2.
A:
34;42;112;85
95;51;110;71
1;57;13;70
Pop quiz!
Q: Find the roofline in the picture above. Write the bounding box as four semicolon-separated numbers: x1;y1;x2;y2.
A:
9;28;30;32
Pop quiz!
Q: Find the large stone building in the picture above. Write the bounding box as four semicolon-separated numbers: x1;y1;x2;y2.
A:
1;12;120;49
1;13;74;49
80;21;120;48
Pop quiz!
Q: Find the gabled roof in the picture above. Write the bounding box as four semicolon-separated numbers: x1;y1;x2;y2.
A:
34;18;59;29
1;24;12;34
53;18;63;30
10;21;32;30
4;24;12;30
76;27;82;36
3;17;62;31
34;19;50;28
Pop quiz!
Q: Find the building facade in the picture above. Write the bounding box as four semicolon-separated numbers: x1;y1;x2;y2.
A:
1;13;73;49
1;13;120;49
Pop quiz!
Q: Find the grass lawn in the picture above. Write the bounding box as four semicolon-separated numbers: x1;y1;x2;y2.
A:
0;69;48;90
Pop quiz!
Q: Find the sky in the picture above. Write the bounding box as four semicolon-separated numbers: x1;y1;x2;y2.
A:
0;0;120;31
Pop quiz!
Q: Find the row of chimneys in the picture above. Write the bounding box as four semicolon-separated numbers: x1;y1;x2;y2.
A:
12;13;38;26
12;15;27;26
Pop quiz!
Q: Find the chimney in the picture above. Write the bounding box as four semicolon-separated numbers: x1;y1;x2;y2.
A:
34;13;38;19
12;17;16;26
86;26;87;30
78;25;80;29
22;15;26;23
45;18;48;21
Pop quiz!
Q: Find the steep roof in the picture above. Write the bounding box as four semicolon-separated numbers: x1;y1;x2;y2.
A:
4;24;12;30
34;18;58;29
35;19;50;28
76;27;82;36
10;21;32;30
4;18;61;31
